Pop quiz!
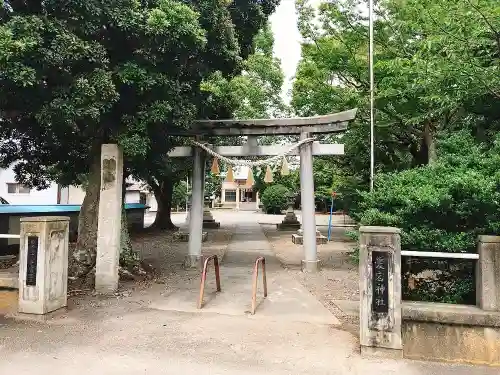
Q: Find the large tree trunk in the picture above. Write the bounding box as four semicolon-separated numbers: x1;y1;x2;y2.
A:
119;175;141;271
120;204;142;270
151;178;177;230
409;142;427;167
71;150;146;282
423;121;437;165
72;152;101;277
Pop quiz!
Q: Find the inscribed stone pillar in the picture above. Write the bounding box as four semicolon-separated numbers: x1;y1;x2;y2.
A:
476;235;500;311
18;216;70;314
96;144;123;293
186;145;205;268
255;191;260;210
221;188;226;203
299;132;318;272
359;226;402;357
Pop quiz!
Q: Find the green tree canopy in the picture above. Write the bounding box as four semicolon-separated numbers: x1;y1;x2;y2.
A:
293;0;499;188
131;20;286;229
0;0;279;271
0;0;279;186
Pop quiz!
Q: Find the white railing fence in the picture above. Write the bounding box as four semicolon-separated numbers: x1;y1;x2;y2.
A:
401;250;479;260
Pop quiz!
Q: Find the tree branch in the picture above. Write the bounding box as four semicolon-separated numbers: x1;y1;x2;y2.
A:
464;0;500;54
425;10;468;43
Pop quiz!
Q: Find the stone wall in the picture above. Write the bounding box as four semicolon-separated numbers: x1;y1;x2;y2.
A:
359;228;500;365
403;301;500;365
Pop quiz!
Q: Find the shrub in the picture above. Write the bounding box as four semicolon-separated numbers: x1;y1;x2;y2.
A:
172;181;188;207
350;132;500;303
261;184;290;214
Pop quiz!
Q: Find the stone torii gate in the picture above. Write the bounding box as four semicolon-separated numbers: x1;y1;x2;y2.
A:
94;109;356;293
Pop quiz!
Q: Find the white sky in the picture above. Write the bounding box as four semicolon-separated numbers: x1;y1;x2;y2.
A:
269;0;303;101
269;0;366;102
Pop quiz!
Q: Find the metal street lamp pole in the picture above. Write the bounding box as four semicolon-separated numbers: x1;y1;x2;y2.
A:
369;0;375;192
186;175;189;212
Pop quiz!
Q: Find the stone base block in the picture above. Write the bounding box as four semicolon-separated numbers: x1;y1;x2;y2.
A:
203;221;220;229
317;235;328;244
7;308;69;323
402;301;500;366
361;346;403;359
297;228;323;237
301;259;320;272
174;231;208;242
184;255;202;269
277;223;301;231
292;234;328;245
203;211;215;221
0;270;18;289
292;234;301;244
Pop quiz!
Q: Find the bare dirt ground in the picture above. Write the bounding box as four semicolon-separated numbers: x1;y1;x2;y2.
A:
132;226;233;275
127;224;235;302
59;212;235;311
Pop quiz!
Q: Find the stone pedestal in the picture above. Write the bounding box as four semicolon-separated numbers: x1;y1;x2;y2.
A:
297;228;321;236
476;235;500;311
202;209;220;229
359;226;402;357
96;144;123;294
277;207;301;230
174;231;208;242
18;216;70;315
292;228;327;245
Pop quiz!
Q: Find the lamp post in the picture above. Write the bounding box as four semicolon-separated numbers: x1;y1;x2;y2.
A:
369;0;375;192
185;175;189;212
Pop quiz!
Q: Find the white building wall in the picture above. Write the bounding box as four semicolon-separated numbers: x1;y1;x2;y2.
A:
146;194;158;212
63;185;86;204
0;164;150;206
0;165;58;205
125;190;140;204
63;186;143;205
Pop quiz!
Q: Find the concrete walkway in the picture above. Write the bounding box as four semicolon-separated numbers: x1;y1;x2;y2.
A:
149;220;340;325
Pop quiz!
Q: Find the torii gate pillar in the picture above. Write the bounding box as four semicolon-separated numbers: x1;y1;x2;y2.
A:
299;132;319;272
185;145;205;268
